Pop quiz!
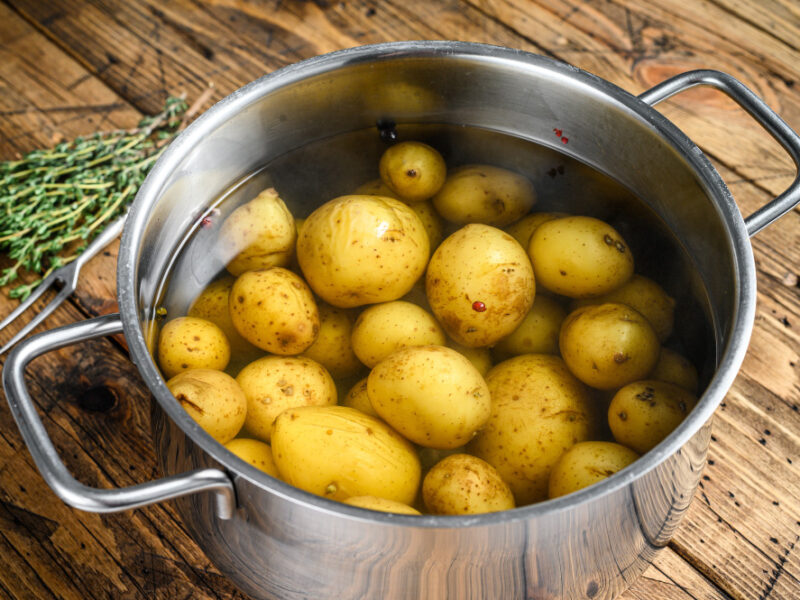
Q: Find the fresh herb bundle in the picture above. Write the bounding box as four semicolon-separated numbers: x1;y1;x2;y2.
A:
0;96;189;300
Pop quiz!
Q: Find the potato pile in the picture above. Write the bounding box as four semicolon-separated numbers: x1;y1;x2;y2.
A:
156;140;701;516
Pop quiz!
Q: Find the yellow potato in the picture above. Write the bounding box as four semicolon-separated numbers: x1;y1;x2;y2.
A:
166;368;246;444
353;178;400;199
343;496;421;515
368;346;491;449
230;268;319;355
351;301;446;368
422;454;515;515
529;216;634;298
158;316;230;379
271;405;421;504
504;212;567;249
446;340;492;377
548;441;639;499
651;347;699;393
301;304;363;379
340;377;379;418
608;380;698;454
236;355;337;442
426;224;535;348
570;275;675;342
379;141;446;202
407;200;443;251
559;303;660;391
417;446;466;472
297;195;429;308
469;354;593;505
224;438;280;478
493;294;567;359
188;277;262;359
432;165;536;227
217;187;296;276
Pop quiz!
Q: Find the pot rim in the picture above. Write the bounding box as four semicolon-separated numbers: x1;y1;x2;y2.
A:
119;40;756;527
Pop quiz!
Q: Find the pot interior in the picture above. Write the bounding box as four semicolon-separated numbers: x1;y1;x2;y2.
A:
126;43;747;482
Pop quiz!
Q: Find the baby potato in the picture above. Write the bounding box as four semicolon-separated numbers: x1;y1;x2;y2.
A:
166;368;246;444
408;200;444;251
529;216;634;298
446;340;492;377
343;496;421;515
297;195;429;308
608;380;698;454
217;187;296;276
426;224;535;348
353;178;400;199
548;441;639;499
188;277;262;360
158;316;230;379
651;348;700;393
433;165;536;227
504;212;567;249
560;303;660;391
341;377;379;418
493;294;567;359
368;345;491;449
418;446;466;473
271;405;421;504
230;268;319;355
351;301;446;368
301;304;363;379
224;438;280;478
236;356;337;442
422;454;515;515
571;275;675;342
379;141;446;202
469;354;593;505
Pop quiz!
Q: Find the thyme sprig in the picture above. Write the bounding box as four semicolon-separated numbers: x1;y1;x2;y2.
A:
0;96;189;300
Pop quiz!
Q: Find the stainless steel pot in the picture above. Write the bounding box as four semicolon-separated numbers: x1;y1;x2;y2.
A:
4;42;800;600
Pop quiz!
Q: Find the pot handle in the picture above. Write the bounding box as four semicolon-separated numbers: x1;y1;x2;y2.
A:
638;69;800;237
2;313;235;519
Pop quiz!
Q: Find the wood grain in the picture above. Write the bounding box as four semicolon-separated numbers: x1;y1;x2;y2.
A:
0;0;798;599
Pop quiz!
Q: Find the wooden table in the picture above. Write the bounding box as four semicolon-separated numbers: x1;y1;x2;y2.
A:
0;1;798;598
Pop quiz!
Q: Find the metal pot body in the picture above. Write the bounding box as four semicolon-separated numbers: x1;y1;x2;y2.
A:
7;42;799;600
135;43;757;600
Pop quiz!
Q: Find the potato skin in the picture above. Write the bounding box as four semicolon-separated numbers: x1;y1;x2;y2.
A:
166;368;246;444
343;496;421;515
271;406;421;504
230;268;319;355
297;195;429;308
368;345;491;449
469;354;593;505
188;277;262;360
301;304;363;378
218;187;296;276
379;141;446;202
446;340;493;377
351;301;446;368
548;441;639;499
529;216;634;298
354;178;400;199
504;212;567;249
570;275;675;342
340;377;379;418
407;200;443;252
651;348;699;393
426;224;535;348
236;356;337;442
158;316;230;379
422;454;515;515
493;294;567;359
559;303;660;390
224;438;280;478
608;380;697;454
432;165;536;227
